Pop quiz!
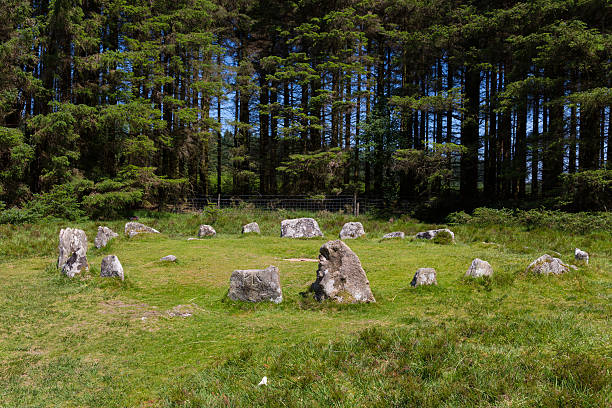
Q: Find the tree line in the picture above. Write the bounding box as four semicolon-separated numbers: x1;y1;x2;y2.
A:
0;0;610;218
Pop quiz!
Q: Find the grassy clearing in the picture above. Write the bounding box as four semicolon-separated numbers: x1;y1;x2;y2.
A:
0;209;610;407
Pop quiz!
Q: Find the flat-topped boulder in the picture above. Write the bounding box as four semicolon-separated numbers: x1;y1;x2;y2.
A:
575;248;589;264
339;222;365;239
465;258;493;278
310;240;375;303
416;228;455;242
526;254;571;275
58;228;89;278
411;268;437;287
228;265;283;303
198;224;216;237
160;255;177;262
281;218;323;238
94;226;118;249
124;222;160;238
100;255;124;281
242;222;260;234
382;231;405;239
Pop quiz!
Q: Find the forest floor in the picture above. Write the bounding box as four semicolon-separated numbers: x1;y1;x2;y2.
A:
0;210;610;407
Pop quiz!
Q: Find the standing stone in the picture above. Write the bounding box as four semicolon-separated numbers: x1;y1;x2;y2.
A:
100;255;124;281
382;231;405;239
94;226;118;249
280;218;323;238
574;248;589;264
124;222;160;238
526;254;571;275
160;255;177;262
339;222;365;239
411;268;437;287
465;258;493;278
58;228;89;278
242;222;260;234
311;240;375;303
228;265;283;303
416;228;455;242
198;224;216;237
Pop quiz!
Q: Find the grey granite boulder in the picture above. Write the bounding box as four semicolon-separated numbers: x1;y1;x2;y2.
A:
310;240;375;303
280;218;323;238
228;265;283;303
526;254;571;275
198;224;216;237
160;255;177;262
94;226;118;249
124;222;160;238
574;248;589;264
100;255;124;281
58;228;89;277
339;222;365;239
411;268;437;287
382;231;405;239
465;258;493;278
416;228;455;242
242;222;260;234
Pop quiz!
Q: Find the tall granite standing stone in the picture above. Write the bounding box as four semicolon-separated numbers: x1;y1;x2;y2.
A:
411;268;437;287
228;265;283;303
242;222;260;234
465;258;493;278
310;240;375;303
124;222;160;238
198;224;216;237
280;218;323;238
58;228;89;278
100;255;124;281
339;222;365;239
94;226;118;248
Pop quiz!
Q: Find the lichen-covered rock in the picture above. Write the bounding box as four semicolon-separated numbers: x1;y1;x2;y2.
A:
58;228;88;277
228;265;283;303
198;224;216;237
382;231;405;239
160;255;177;262
124;222;160;238
411;268;437;287
339;222;365;239
242;222;260;234
575;248;589;264
100;255;124;281
311;240;375;303
416;228;455;242
465;258;493;278
281;218;323;238
526;254;571;275
94;226;118;249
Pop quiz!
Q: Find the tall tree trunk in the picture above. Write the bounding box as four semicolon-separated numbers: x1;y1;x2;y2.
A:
460;66;480;203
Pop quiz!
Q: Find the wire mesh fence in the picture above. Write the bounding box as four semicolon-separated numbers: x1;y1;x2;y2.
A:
171;195;387;215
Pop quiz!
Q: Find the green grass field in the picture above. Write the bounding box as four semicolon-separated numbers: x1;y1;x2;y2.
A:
1;210;610;407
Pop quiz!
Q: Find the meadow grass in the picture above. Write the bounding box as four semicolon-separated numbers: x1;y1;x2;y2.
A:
0;209;610;407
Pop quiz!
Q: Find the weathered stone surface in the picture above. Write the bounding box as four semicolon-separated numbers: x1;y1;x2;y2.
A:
465;258;493;278
198;224;216;237
416;228;455;242
339;222;365;239
242;222;260;234
526;254;571;275
382;231;405;239
311;240;375;303
228;265;283;303
94;226;118;249
281;218;323;238
100;255;124;281
411;268;437;287
124;222;160;238
160;255;177;262
575;248;589;264
58;228;88;277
